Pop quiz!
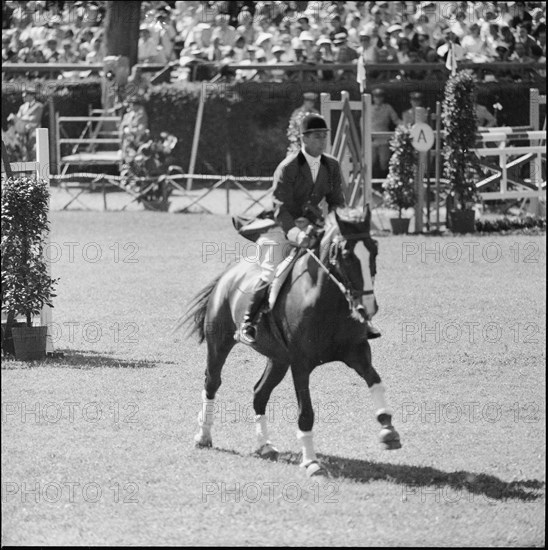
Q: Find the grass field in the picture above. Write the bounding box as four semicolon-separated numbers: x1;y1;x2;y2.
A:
2;211;546;546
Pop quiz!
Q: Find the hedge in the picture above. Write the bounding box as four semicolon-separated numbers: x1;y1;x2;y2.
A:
2;77;545;176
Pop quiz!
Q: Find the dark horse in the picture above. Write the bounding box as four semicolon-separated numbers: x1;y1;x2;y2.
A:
181;207;401;476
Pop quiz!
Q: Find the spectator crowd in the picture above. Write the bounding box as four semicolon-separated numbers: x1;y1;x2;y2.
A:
2;1;546;82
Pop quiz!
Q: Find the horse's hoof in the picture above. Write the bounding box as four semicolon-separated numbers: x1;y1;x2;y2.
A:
379;427;402;450
254;443;279;461
303;461;330;478
194;433;212;448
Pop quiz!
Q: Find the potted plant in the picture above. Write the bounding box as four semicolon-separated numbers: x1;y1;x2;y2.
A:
1;176;58;360
121;130;179;212
442;70;481;234
383;125;417;234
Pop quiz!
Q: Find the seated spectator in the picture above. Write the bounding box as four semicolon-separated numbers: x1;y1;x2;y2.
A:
515;22;538;56
333;33;359;81
2;34;17;63
212;13;236;48
299;31;317;62
44;37;61;62
510;1;533;30
328;14;348;42
151;6;177;62
232;34;249;63
138;27;162;64
510;41;534;62
495;43;511;62
58;40;79;63
236;8;255;46
316;36;335;80
205;36;224;62
396;37;412;64
270;45;287;82
255;32;274;61
7;85;44;157
358;31;378;64
461;23;487;60
346;13;362;50
86;35;105;64
499;25;516;54
416;32;438;62
386;24;403;50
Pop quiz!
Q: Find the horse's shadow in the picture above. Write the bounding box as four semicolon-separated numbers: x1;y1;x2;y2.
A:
211;447;544;502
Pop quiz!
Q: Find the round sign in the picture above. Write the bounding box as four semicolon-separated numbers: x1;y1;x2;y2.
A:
410;122;435;152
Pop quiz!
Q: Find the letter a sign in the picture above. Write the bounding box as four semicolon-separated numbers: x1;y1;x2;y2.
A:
410;122;435;152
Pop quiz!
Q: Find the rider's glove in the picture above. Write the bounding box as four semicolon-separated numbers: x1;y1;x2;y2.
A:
287;227;311;248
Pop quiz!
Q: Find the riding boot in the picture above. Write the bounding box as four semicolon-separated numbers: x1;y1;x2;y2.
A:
240;279;270;344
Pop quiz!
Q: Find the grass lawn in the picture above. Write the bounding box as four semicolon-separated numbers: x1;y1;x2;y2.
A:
2;211;546;546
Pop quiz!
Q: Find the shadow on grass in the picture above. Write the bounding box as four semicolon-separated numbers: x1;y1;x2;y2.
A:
2;350;159;369
209;447;544;502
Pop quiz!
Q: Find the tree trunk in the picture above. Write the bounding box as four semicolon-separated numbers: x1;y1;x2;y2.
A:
105;1;141;69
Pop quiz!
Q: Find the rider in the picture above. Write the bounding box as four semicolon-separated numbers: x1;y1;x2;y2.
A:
239;113;381;343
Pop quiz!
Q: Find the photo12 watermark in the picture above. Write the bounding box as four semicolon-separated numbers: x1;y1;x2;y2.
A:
47;321;140;345
44;242;139;264
401;321;540;344
400;401;541;424
401;241;540;264
2;482;139;504
202;481;339;504
2;401;139;425
195;400;340;425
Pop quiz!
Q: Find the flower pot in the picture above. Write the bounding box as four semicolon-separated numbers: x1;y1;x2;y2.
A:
1;321;26;356
143;199;171;212
11;326;48;361
449;209;476;234
390;217;411;235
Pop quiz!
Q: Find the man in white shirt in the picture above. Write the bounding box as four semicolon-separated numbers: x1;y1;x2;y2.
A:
240;114;382;344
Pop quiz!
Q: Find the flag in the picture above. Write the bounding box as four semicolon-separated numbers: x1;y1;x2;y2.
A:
357;56;366;93
446;40;457;76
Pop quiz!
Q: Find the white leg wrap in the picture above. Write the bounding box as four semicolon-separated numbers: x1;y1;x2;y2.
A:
297;430;317;466
198;389;216;431
255;414;271;447
370;382;392;418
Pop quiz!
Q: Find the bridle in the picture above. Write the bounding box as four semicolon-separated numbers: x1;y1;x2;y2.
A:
305;229;377;313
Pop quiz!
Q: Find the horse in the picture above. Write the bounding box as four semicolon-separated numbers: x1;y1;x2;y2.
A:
180;206;401;477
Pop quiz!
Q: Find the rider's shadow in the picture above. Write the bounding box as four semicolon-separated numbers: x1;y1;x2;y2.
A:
274;451;544;502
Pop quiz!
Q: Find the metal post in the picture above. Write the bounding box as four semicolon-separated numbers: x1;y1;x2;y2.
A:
435;101;441;232
36;129;53;354
363;93;372;207
188;83;206;190
414;107;427;233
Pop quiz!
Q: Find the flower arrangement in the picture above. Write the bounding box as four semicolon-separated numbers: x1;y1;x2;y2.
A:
287;109;313;156
1;176;58;328
441;70;482;210
383;125;417;218
121;130;179;206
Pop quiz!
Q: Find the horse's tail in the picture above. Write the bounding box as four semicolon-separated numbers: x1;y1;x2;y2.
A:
172;273;224;343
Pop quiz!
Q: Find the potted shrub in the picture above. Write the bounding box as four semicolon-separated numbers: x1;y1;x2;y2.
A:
1;176;58;360
383;125;417;234
121;130;179;212
442;70;481;234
